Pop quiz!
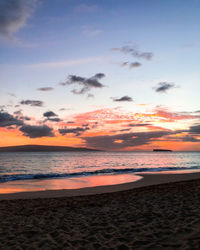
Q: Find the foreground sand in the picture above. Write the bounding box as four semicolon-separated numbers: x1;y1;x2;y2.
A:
1;174;200;249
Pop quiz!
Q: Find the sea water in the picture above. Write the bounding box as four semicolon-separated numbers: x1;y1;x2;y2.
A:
0;151;200;193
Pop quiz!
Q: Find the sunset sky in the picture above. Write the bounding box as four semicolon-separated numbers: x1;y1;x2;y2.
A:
0;0;200;151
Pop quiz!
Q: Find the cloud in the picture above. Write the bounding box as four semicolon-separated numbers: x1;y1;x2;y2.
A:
43;111;62;122
112;96;133;102
13;110;31;121
27;57;104;70
129;62;142;69
128;123;150;127
119;128;131;132
121;61;142;69
0;105;6;110
13;110;22;115
164;133;200;143
0;0;38;39
7;92;17;97
179;135;200;142
19;124;54;138
112;45;153;60
0;111;23;127
59;126;90;136
188;124;200;134
60;73;105;96
153;107;198;122
87;93;94;98
121;62;129;67
48;117;62;122
21;116;31;121
43;111;57;118
72;107;199;131
20;99;43;107
163;124;200;142
83;130;174;150
59;107;73;111
154;82;176;93
74;108;136;126
37;87;54;91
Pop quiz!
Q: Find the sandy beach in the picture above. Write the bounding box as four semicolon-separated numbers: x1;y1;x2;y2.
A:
1;173;200;249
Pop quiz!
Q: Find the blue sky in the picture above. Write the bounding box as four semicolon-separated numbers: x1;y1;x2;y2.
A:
0;0;200;150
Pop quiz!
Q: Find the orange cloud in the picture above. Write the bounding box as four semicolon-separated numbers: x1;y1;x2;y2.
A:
1;107;200;150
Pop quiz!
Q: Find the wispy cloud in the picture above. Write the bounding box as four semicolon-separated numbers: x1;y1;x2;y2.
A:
59;126;90;136
7;92;17;97
112;45;153;60
14;110;31;121
73;107;198;132
26;57;105;69
153;107;197;122
0;0;38;39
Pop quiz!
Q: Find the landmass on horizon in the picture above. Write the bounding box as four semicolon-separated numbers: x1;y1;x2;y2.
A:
0;145;100;152
153;149;172;152
0;145;175;152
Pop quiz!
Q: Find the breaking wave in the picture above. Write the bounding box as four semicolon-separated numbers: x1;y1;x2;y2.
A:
1;165;200;183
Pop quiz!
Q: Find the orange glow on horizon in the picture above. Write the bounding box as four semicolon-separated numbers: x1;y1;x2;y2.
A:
0;107;200;151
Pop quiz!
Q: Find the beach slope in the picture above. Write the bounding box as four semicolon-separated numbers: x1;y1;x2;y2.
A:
1;173;200;249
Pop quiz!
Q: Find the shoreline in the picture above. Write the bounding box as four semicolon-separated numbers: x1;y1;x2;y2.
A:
1;171;200;200
1;174;200;248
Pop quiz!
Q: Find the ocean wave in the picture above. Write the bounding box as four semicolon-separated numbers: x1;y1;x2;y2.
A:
0;166;200;183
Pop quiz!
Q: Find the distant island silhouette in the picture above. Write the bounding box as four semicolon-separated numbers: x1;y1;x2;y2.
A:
0;145;100;152
153;149;172;152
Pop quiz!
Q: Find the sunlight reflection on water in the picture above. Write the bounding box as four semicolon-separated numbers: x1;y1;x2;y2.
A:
0;174;142;194
1;151;200;176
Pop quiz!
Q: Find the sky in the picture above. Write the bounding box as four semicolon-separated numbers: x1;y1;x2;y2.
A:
0;0;200;151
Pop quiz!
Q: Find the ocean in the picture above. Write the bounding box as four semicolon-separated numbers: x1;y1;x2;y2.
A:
0;151;200;193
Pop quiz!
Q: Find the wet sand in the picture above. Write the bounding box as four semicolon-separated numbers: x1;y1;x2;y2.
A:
1;173;200;249
1;172;200;200
0;173;142;195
